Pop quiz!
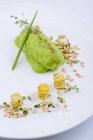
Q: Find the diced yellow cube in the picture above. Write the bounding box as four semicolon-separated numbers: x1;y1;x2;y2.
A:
54;73;65;90
54;73;65;80
38;83;50;100
11;93;23;109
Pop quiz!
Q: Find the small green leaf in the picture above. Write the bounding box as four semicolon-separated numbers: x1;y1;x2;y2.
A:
57;97;65;103
3;102;10;107
23;109;28;115
28;96;31;101
34;104;40;108
48;103;55;108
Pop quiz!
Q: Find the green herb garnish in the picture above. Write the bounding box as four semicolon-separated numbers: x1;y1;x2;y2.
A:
12;11;38;70
73;85;79;92
63;85;79;94
10;15;28;27
57;97;65;103
28;96;31;101
20;108;28;115
48;103;55;108
3;102;10;107
20;108;23;110
23;109;28;115
34;104;40;108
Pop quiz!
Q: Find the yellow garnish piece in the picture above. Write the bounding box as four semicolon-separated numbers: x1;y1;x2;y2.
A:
11;93;23;109
54;73;65;90
38;83;50;100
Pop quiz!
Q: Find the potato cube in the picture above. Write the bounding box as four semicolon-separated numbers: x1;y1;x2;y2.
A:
11;93;23;109
54;73;65;90
38;83;50;100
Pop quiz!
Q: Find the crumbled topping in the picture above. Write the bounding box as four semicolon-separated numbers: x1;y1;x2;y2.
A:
54;35;84;68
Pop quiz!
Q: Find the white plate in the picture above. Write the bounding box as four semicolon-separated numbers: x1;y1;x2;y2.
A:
0;3;93;139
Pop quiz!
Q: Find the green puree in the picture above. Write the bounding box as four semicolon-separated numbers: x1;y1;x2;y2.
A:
15;27;65;73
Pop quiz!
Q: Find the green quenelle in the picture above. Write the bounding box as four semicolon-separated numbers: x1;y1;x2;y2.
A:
15;27;65;73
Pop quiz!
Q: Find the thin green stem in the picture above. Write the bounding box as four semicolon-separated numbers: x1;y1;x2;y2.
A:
12;11;38;70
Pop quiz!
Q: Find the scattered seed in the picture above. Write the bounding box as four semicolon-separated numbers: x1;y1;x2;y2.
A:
66;83;69;87
73;69;77;73
23;96;26;100
72;60;79;63
62;68;66;73
64;104;68;108
74;45;80;50
58;35;66;39
70;79;74;82
79;61;85;67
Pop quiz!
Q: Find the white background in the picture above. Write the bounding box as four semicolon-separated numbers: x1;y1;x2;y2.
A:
0;0;93;140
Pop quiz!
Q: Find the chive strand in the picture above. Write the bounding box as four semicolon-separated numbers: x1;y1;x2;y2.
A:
12;11;38;71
